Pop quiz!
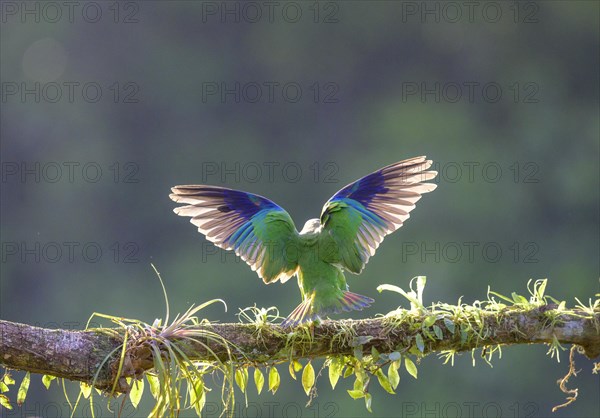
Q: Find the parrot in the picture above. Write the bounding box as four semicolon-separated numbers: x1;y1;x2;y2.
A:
169;156;438;327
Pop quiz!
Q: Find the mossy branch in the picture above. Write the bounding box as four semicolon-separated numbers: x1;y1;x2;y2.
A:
1;304;598;394
2;278;599;416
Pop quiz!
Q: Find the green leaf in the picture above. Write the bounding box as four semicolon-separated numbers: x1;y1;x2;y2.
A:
371;346;380;361
0;394;12;410
235;368;248;393
433;325;443;340
328;357;343;390
353;374;363;389
41;375;55;390
0;382;8;393
254;368;264;395
302;362;315;396
388;351;401;361
376;284;402;294
421;328;434;340
189;378;205;416
129;378;144;408
3;375;14;385
488;290;514;304
347;389;364;399
415;333;425;352
353;346;364;361
423;316;436;328
146;374;160;399
443;318;455;334
408;345;421;356
375;369;394;394
536;279;547;299
80;382;92;399
460;329;468;344
17;372;30;406
352;336;373;346
364;392;372;412
268;367;280;394
377;284;421;310
404;357;418;379
388;363;400;390
511;292;528;304
288;360;302;380
343;366;354;378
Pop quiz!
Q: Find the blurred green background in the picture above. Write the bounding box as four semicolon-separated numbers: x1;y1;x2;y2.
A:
1;1;598;417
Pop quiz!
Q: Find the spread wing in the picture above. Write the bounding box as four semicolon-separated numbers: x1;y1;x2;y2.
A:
319;156;437;274
170;185;299;283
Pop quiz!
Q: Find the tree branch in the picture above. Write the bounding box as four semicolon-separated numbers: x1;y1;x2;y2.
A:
1;304;598;393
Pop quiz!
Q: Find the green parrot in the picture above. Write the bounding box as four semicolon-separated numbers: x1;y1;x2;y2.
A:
170;156;437;327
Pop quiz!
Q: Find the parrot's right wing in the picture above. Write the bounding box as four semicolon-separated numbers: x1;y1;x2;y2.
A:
319;156;437;274
170;185;299;284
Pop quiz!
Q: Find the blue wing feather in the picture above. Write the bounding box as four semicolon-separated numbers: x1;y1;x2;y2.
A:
170;186;299;283
320;156;438;273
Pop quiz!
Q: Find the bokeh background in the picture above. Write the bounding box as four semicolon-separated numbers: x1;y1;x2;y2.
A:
1;1;598;417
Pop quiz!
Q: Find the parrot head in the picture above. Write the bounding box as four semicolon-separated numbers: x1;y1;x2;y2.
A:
299;219;322;236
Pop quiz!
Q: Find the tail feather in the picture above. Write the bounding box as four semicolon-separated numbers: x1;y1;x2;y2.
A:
281;291;374;328
281;297;315;328
340;291;374;312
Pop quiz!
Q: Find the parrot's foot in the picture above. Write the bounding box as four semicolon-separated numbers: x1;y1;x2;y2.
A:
281;291;374;328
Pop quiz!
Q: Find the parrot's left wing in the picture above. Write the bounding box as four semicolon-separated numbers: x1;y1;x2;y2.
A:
319;156;437;274
170;185;299;284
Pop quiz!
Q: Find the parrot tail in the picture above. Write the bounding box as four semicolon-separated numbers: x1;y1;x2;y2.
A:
281;297;314;328
281;291;374;328
337;291;374;312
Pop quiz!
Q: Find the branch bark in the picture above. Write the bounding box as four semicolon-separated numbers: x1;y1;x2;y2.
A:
1;305;599;393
